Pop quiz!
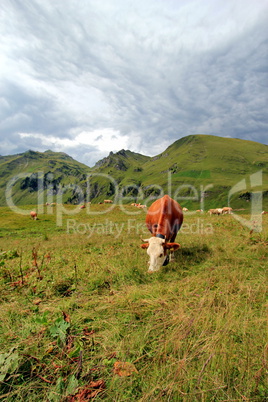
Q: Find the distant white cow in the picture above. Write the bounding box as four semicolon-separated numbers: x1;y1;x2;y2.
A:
131;203;147;208
208;208;223;215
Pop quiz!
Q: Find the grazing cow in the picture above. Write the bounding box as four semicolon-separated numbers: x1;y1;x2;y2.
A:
262;211;268;215
222;207;233;214
80;204;86;209
140;195;183;272
208;208;223;215
104;199;113;204
131;203;146;208
182;207;188;212
137;204;147;208
30;211;37;220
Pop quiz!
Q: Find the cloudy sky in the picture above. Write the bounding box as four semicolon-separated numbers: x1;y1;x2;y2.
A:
1;0;267;166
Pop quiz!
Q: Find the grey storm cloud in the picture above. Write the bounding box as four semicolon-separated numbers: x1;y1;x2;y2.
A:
0;0;267;166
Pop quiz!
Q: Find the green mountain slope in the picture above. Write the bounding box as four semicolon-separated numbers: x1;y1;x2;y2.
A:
149;134;268;182
89;135;268;209
138;135;268;208
0;150;92;206
0;135;267;209
88;149;151;202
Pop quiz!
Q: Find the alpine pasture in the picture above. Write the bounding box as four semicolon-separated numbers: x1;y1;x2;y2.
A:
0;203;267;401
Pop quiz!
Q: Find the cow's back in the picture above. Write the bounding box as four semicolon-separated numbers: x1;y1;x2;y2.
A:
146;195;183;240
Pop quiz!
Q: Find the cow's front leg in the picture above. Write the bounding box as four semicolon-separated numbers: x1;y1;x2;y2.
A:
169;247;175;262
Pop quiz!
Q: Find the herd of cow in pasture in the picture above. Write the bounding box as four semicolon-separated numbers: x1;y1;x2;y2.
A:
28;195;267;272
208;207;232;215
30;200;268;220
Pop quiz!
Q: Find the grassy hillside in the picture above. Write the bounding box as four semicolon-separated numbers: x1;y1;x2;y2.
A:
138;135;268;209
147;134;267;183
0;150;92;206
90;135;268;210
0;135;268;209
0;205;267;400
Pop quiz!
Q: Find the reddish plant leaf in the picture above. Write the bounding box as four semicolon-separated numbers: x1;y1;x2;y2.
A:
90;379;105;388
82;328;95;336
113;361;138;377
67;379;105;401
62;311;71;323
66;335;74;351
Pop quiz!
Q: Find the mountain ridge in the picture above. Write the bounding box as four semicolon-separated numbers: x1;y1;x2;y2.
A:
0;134;267;208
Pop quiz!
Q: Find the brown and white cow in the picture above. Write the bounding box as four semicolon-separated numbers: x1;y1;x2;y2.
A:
208;208;223;215
137;204;147;208
140;195;183;272
222;207;233;214
30;211;37;220
104;199;113;204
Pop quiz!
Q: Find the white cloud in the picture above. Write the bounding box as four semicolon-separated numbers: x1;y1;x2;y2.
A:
19;132;73;148
18;129;132;166
76;129;129;153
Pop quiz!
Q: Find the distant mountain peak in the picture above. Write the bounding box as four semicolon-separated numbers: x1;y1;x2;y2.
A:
24;150;40;157
94;149;149;169
116;149;127;157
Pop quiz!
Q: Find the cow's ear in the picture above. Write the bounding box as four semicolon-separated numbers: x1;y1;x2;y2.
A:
140;243;149;249
165;242;180;250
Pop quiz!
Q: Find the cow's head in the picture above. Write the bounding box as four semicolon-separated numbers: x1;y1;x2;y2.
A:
140;237;180;272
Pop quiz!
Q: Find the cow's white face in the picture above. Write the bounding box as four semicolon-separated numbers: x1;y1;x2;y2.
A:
145;237;167;272
140;237;181;272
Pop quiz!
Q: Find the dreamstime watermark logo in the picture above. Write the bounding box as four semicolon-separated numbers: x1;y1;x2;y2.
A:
5;170;264;233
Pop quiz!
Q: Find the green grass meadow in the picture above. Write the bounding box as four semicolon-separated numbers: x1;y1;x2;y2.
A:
0;204;267;401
